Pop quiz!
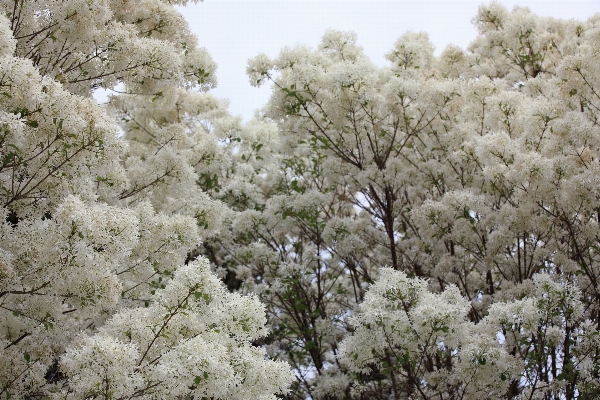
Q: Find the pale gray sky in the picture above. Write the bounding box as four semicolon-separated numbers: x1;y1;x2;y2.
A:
178;1;600;122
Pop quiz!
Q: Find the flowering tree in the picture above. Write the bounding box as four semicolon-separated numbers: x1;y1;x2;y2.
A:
214;3;600;398
0;1;292;398
3;1;600;399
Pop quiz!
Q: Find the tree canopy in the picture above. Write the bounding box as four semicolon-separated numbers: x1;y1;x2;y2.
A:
0;1;291;398
1;1;600;399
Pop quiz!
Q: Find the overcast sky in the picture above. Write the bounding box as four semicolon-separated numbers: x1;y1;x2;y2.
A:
177;1;600;122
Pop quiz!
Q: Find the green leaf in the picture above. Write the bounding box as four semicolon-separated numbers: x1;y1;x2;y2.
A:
24;353;30;363
194;376;202;385
4;143;19;152
290;179;305;193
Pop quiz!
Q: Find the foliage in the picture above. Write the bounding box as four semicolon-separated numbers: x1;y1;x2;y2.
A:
3;1;600;399
215;3;600;398
0;1;292;399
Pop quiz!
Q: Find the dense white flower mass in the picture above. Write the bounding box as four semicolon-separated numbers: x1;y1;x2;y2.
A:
60;259;292;400
338;268;515;399
0;2;292;399
2;0;600;399
232;2;600;398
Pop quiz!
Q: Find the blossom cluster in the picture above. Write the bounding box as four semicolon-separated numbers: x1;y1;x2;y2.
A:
0;3;292;399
